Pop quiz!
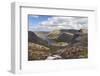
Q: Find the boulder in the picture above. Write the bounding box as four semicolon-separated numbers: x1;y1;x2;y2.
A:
46;55;62;60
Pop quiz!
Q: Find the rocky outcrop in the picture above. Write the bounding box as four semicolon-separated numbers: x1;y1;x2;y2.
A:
80;29;88;34
56;46;88;59
28;42;51;60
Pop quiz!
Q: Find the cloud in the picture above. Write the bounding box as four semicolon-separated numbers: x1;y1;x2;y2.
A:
30;15;39;18
29;16;88;31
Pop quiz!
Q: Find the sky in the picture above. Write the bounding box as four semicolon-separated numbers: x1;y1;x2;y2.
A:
28;15;88;32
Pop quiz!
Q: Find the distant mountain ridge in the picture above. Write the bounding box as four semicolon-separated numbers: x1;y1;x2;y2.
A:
29;29;88;47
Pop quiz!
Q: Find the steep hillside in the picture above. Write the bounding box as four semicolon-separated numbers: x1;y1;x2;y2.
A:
28;31;48;46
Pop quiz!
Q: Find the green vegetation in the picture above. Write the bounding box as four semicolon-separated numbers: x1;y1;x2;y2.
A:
79;50;88;58
53;38;65;42
57;42;65;45
48;34;59;39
